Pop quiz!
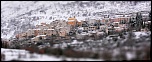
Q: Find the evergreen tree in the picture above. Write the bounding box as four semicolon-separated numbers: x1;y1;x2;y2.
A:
149;11;151;21
136;12;143;30
129;17;136;30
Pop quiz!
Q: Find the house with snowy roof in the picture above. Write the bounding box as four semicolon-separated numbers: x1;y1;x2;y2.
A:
44;29;57;36
99;25;107;32
15;32;27;40
58;27;68;37
77;20;82;27
101;18;111;26
33;29;41;36
86;18;96;25
67;16;77;28
140;11;150;21
81;20;89;32
26;29;35;37
15;33;22;40
36;23;49;29
31;35;47;42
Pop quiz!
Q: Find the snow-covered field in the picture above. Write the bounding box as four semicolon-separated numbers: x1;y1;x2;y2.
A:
1;48;103;61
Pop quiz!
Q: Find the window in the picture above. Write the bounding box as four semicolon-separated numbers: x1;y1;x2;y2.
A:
106;20;108;22
120;20;126;24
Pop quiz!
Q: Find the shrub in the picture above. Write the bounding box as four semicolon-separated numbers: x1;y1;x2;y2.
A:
10;59;23;61
38;48;45;54
43;48;51;54
101;51;112;61
47;48;63;56
1;53;5;61
92;53;99;59
24;46;39;54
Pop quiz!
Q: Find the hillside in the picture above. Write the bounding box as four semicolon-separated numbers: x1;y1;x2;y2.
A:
1;1;151;39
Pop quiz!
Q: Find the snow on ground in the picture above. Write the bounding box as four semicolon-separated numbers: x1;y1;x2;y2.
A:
71;40;83;45
1;30;15;39
126;52;136;60
112;49;120;57
71;40;78;44
76;17;86;21
32;19;53;26
133;32;148;39
1;48;103;61
19;54;63;61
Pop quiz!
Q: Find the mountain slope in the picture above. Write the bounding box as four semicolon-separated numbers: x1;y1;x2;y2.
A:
1;1;151;39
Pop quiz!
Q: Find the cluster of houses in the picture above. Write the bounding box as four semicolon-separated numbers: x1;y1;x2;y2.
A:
15;11;151;41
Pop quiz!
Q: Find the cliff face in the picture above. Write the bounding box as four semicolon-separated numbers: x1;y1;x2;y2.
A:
1;1;151;39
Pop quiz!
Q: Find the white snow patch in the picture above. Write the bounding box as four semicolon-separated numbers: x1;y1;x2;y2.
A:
32;19;53;26
78;27;84;30
76;17;86;21
81;32;88;35
1;31;15;40
126;52;135;60
112;49;120;56
134;32;148;39
71;40;78;44
1;48;103;61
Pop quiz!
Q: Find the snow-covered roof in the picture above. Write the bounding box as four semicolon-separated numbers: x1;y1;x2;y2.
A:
91;31;96;33
97;32;104;34
78;27;84;30
81;32;88;35
36;35;46;37
47;29;55;30
68;20;75;22
113;22;119;23
114;15;124;18
77;20;82;22
71;40;78;44
31;37;35;39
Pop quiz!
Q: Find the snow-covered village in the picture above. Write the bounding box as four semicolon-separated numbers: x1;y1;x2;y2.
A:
1;1;151;61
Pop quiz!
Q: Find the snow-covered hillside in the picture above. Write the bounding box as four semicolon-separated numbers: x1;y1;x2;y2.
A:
1;1;151;39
